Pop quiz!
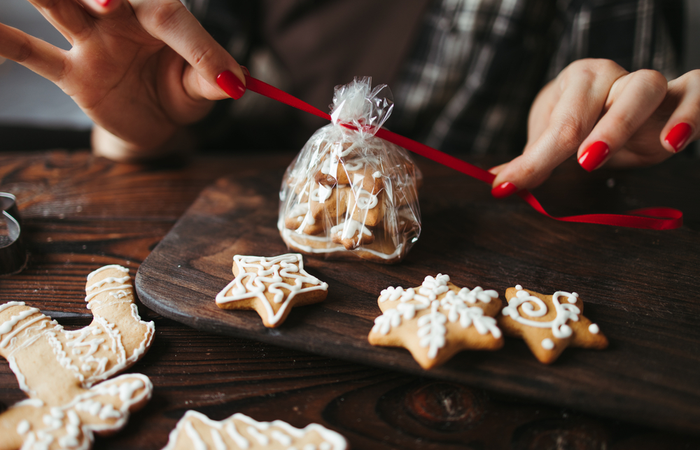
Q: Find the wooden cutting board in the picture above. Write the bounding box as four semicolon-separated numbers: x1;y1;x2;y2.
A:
135;156;700;435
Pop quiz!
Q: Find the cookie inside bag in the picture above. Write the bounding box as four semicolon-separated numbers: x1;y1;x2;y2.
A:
278;78;421;263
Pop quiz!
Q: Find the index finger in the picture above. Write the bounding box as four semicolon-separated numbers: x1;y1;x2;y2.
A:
491;60;626;196
130;0;245;100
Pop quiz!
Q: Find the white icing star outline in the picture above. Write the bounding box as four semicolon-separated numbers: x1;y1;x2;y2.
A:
215;254;328;326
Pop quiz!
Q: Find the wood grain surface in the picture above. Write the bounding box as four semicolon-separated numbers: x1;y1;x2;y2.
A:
1;150;699;450
136;149;700;435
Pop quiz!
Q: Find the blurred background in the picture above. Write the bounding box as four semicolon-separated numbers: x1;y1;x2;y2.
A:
1;0;699;151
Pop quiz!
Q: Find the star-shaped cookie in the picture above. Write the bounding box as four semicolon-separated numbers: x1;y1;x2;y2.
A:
497;285;608;364
215;254;328;328
368;274;503;369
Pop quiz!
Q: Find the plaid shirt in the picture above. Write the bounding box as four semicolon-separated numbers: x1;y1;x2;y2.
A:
191;0;683;155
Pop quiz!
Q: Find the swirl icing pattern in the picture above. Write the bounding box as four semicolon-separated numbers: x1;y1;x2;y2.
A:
497;285;609;364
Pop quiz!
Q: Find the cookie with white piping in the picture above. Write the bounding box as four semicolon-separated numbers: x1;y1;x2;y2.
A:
162;410;347;450
278;79;423;265
0;265;154;450
368;274;504;369
215;253;328;328
330;219;375;250
497;285;608;364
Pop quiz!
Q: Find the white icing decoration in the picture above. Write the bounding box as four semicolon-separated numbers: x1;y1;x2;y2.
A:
502;286;580;339
372;275;502;359
87;264;128;280
0;311;45;349
417;301;447;358
0;265;155;449
17;420;31;434
280;226;404;260
212;428;227;450
311;186;333;203
215;254;328;326
589;323;600;334
352;188;378;210
248;426;270;445
330;220;372;241
185;421;207;450
225;422;250;449
162;410;347;450
289;202;309;219
7;374;152;450
344;161;363;171
542;338;555;350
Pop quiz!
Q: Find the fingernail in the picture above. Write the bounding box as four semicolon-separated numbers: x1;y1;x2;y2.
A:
664;122;692;152
578;141;609;172
216;70;246;100
95;0;112;6
491;181;519;199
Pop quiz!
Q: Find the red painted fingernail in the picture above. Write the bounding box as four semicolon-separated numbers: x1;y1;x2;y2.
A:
216;70;246;100
578;141;610;172
664;122;692;152
96;0;111;6
491;182;519;199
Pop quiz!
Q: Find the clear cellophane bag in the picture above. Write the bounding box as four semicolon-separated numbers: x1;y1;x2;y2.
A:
278;77;421;263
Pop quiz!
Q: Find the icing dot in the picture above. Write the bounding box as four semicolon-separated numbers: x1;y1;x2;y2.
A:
541;338;555;350
589;324;600;334
567;293;579;304
16;420;30;435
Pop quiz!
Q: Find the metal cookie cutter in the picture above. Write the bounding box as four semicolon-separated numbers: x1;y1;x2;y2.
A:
1;193;28;275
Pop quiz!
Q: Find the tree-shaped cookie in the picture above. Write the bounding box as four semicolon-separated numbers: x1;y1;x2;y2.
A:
368;274;503;369
162;410;347;450
497;285;608;364
215;254;328;327
0;265;154;449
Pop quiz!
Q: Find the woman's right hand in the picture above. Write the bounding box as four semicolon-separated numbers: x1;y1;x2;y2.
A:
0;0;246;161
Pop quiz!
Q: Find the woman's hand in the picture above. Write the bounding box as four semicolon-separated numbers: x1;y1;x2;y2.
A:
490;59;700;198
0;0;246;161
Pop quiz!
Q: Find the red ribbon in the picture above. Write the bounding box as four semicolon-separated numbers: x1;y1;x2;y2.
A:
244;76;683;230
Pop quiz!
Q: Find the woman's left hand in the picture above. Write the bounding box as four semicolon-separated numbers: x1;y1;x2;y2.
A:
490;59;700;198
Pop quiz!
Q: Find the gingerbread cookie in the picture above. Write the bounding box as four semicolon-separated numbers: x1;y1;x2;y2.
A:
162;410;347;450
0;265;154;449
498;285;608;364
368;274;503;369
278;78;421;264
215;254;328;327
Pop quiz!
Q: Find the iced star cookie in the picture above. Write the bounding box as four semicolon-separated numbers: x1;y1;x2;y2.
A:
497;285;608;364
368;274;504;369
162;410;347;450
0;265;154;450
215;254;329;328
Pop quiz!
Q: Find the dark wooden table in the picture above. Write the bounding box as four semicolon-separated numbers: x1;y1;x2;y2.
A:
1;149;699;450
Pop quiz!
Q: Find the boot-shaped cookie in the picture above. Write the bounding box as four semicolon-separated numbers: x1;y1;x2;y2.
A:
0;265;154;450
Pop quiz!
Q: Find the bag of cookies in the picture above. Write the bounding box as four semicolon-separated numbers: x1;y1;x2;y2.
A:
278;77;421;264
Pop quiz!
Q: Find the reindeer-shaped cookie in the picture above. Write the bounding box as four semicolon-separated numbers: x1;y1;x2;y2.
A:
0;265;154;450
